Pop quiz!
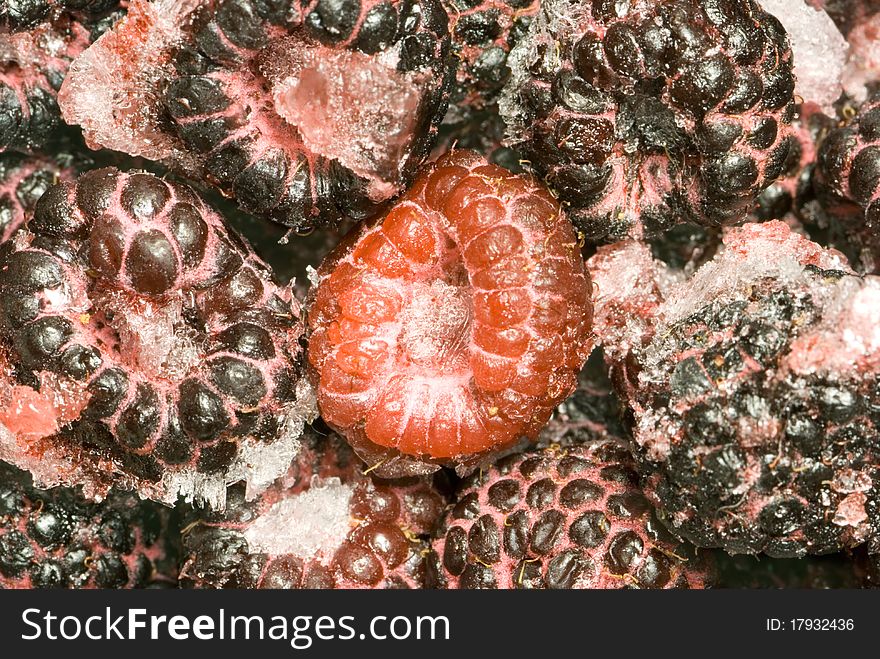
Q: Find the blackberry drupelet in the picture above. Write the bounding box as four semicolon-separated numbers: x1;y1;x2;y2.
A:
0;149;75;241
499;0;796;241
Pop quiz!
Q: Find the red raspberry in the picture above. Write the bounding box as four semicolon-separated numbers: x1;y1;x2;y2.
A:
307;150;593;478
0;169;315;506
427;441;712;589
59;0;454;232
179;428;447;589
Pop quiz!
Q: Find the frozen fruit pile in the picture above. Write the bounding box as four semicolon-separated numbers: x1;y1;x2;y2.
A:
1;0;880;589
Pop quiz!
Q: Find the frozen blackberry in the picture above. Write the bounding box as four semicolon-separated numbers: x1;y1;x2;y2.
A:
427;441;712;589
756;103;833;223
590;221;880;557
179;428;446;589
498;0;796;241
443;0;538;110
306;150;593;478
59;0;455;232
439;0;539;150
0;168;316;506
0;460;179;588
0;18;93;151
811;92;880;272
0;150;75;241
0;0;122;32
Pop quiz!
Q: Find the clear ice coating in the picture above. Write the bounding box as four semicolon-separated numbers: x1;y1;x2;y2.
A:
268;42;427;201
760;0;849;113
842;11;880;102
243;478;355;560
58;0;202;164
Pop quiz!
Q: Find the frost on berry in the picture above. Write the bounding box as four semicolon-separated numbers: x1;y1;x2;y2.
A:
306;150;593;478
179;428;446;589
0;169;316;507
810;92;880;274
498;0;796;241
59;0;455;231
427;441;713;589
760;0;848;114
0;18;93;151
0;460;179;588
590;221;880;557
0;150;76;241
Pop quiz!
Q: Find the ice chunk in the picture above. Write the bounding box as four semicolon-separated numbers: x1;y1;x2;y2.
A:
761;0;849;112
58;0;202;164
266;41;427;201
588;240;682;362
842;12;880;102
97;291;199;382
243;478;354;560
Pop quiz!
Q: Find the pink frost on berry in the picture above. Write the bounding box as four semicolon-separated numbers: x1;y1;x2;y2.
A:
0;169;316;507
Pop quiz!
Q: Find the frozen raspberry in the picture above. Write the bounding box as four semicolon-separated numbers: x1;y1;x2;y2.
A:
179;427;446;588
306;150;593;478
59;0;454;232
0;150;75;241
498;0;796;241
0;460;179;588
0;169;316;507
590;221;880;557
427;441;712;589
